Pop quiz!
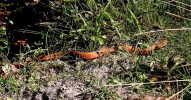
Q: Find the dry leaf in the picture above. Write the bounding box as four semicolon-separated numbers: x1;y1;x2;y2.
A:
157;97;167;100
128;92;140;100
142;95;156;100
1;63;20;78
12;40;27;46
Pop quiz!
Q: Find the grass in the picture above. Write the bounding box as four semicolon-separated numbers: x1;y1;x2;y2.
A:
0;0;191;99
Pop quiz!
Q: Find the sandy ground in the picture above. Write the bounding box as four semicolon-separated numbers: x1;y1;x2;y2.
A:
0;54;153;100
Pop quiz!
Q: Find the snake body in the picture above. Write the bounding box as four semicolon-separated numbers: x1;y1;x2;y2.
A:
35;39;168;60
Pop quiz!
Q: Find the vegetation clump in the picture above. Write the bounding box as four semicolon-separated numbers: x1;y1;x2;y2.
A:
0;0;191;99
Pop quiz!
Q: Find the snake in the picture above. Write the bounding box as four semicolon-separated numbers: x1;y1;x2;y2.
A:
34;39;168;60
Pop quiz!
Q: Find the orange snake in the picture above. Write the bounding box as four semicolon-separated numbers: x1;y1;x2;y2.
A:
34;39;168;60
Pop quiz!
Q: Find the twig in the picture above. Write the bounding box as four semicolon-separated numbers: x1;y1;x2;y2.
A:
78;13;87;27
13;29;41;34
161;0;191;12
167;82;191;100
172;0;191;7
165;11;191;21
134;28;191;36
104;79;191;87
